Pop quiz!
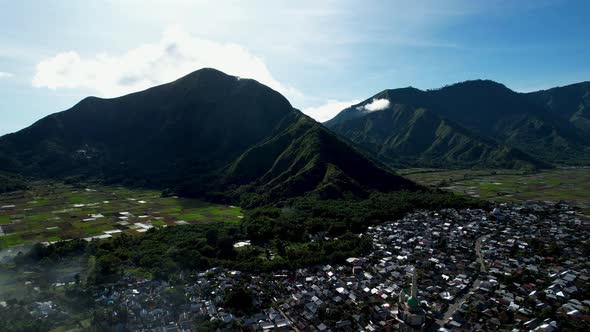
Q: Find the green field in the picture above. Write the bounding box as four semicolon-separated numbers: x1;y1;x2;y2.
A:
0;182;243;249
2;168;588;248
402;167;590;217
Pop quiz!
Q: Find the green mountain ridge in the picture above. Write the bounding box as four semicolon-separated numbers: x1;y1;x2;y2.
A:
223;116;416;205
0;68;417;205
327;102;543;169
525;81;590;134
326;80;590;168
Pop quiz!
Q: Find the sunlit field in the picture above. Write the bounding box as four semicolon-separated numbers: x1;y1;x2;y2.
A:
401;167;590;217
0;182;242;250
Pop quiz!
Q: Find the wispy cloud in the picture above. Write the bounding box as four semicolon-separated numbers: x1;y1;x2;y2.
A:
32;26;303;102
0;71;13;79
302;99;361;122
357;98;390;112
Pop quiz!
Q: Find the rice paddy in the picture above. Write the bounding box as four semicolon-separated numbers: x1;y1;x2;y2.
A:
2;167;588;249
0;182;243;249
401;167;590;217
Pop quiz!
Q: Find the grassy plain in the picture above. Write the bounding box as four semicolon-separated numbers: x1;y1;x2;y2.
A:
401;167;590;217
0;182;242;249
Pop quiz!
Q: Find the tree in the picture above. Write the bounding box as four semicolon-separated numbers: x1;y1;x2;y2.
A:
206;229;218;246
276;239;286;257
95;254;122;281
223;285;254;315
217;237;236;259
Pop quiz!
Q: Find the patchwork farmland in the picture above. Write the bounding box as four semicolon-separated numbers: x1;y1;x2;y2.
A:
0;182;242;249
401;167;590;218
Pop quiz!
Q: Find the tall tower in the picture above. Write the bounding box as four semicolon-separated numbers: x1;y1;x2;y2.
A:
397;266;426;332
411;267;418;298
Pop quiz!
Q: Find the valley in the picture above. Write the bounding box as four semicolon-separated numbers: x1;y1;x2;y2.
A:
0;168;590;253
2;167;590;252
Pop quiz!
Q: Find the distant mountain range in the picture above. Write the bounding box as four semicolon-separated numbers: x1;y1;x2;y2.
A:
0;68;416;204
526;81;590;134
325;80;590;169
1;69;588;203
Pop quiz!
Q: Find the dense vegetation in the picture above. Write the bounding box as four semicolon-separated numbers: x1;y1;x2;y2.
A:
0;172;28;193
15;190;486;283
326;80;590;167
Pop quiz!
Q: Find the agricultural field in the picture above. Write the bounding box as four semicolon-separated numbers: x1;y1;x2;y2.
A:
0;182;242;250
401;167;590;217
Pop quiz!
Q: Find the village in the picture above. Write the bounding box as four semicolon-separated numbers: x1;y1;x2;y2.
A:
20;201;587;331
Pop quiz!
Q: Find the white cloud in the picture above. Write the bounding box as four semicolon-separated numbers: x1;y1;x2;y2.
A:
356;98;390;112
0;72;13;79
32;26;303;102
302;99;361;122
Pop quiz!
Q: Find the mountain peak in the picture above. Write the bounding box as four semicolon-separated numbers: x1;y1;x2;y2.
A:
174;67;272;90
441;79;511;92
171;67;239;86
180;67;232;79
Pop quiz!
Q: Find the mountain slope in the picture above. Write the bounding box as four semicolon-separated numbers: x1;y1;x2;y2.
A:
427;80;590;164
327;97;543;169
525;81;590;134
222;115;416;205
326;80;590;167
0;68;417;204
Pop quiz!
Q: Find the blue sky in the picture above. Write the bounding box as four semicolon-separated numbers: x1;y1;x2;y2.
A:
1;0;589;134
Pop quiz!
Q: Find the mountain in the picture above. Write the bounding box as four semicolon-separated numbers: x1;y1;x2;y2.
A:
0;68;417;205
326;80;590;168
326;100;542;169
525;81;590;135
427;81;590;164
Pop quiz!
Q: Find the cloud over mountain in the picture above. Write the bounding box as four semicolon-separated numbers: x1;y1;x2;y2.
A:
357;98;390;112
32;26;302;102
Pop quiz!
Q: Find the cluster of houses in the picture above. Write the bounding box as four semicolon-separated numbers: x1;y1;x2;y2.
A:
441;203;590;331
13;202;590;331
